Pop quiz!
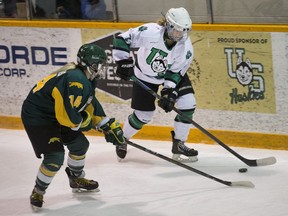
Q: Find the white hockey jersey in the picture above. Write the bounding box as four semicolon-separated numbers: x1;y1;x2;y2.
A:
113;23;194;88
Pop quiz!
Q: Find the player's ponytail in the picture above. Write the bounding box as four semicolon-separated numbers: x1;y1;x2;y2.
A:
156;17;166;27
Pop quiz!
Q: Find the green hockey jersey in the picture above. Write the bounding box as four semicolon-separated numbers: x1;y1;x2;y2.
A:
21;63;106;130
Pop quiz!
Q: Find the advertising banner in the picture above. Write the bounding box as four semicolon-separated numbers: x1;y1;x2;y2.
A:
0;26;82;115
0;27;277;115
190;31;275;113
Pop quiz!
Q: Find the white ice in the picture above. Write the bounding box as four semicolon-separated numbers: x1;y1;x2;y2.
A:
0;128;287;216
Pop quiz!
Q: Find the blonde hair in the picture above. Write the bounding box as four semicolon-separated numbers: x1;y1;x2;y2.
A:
51;62;77;75
156;17;166;27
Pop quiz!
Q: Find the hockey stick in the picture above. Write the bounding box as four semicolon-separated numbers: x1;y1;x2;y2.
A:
130;76;276;167
126;140;255;188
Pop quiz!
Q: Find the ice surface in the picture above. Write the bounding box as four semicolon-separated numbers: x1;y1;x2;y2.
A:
0;129;287;216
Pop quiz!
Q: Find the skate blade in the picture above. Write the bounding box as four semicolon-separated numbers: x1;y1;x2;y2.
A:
172;154;198;163
31;204;42;212
72;188;100;193
117;156;124;162
116;151;127;160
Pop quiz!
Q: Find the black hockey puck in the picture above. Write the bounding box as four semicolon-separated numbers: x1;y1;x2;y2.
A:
239;168;248;173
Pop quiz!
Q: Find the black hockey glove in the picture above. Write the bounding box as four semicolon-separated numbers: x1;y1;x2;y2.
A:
116;58;134;81
98;118;125;145
158;88;178;113
79;110;92;131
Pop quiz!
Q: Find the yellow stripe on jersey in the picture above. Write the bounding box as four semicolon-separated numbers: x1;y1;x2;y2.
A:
85;103;94;116
69;153;86;160
52;87;78;128
40;164;58;177
92;116;105;127
33;73;56;93
85;103;106;127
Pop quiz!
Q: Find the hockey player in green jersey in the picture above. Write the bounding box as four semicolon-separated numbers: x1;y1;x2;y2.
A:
112;7;198;162
21;43;125;209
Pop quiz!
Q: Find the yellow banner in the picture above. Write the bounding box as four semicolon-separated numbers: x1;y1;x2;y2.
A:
189;31;275;113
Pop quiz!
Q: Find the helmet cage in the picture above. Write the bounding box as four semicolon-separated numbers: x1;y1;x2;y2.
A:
87;62;107;80
166;24;188;42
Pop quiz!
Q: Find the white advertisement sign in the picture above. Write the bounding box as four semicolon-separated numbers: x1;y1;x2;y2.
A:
0;27;82;115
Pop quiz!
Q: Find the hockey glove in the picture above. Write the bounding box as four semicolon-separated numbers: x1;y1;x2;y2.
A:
80;110;92;131
98;118;125;145
158;88;178;113
116;58;134;81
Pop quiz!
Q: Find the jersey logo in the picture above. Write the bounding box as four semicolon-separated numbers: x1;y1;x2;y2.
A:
186;50;192;59
151;55;167;74
69;82;83;89
48;137;60;144
138;26;148;32
147;48;168;75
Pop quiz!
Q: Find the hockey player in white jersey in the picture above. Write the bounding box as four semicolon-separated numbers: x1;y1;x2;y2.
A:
112;7;198;162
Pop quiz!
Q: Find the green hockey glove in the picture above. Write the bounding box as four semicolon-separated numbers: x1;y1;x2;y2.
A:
98;118;125;145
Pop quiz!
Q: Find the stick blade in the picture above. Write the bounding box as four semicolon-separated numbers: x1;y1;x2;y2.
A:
256;156;277;166
230;181;255;188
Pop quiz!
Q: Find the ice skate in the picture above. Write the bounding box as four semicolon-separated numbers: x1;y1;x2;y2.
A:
116;143;127;160
171;131;198;162
30;187;45;211
65;167;99;193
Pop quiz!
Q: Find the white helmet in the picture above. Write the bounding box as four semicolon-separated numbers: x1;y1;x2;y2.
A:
165;7;192;41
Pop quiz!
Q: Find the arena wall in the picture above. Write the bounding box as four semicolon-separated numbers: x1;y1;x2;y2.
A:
0;21;287;150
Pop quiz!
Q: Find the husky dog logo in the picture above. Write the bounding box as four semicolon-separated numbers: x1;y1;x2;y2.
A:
224;48;265;104
235;57;253;86
151;55;168;74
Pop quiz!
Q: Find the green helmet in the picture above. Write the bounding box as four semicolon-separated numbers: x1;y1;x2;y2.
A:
77;44;107;80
